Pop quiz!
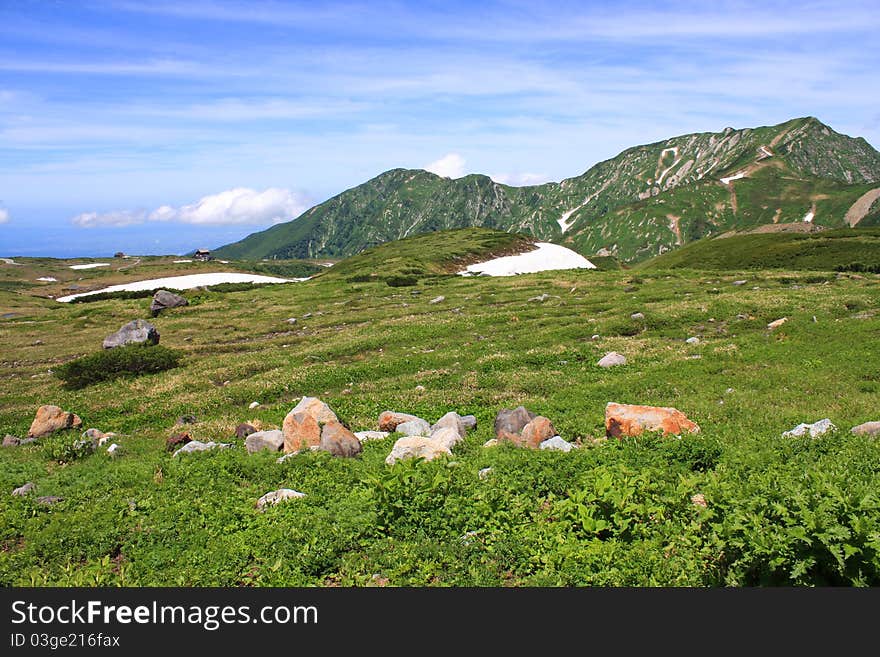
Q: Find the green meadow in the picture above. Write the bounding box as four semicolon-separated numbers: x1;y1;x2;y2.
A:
1;231;879;586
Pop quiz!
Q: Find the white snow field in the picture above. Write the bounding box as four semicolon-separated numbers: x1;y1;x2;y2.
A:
69;263;110;270
459;242;596;277
56;272;301;302
36;277;58;282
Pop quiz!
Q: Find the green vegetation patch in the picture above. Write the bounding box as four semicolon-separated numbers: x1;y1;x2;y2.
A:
54;344;182;389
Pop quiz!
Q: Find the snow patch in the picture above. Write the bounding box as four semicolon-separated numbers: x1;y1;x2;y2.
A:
173;259;193;263
720;172;746;185
656;147;680;186
557;206;581;233
459;243;596;277
803;210;814;223
69;263;110;270
56;272;301;302
36;277;58;282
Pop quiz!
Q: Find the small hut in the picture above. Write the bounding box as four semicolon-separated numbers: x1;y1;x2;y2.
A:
194;249;212;261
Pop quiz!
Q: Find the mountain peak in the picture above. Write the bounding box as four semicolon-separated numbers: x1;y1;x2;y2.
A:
214;118;880;263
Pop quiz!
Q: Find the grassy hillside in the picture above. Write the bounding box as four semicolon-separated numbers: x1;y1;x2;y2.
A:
640;227;880;271
1;247;879;586
214;117;880;263
315;227;534;284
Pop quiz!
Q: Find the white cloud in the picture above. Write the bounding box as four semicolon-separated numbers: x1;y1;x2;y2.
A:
71;188;309;229
147;187;307;225
0;208;9;223
424;153;466;178
490;172;552;187
71;209;146;228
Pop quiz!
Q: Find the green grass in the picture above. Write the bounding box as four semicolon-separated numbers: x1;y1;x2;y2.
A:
640;227;880;271
314;227;534;284
1;235;879;586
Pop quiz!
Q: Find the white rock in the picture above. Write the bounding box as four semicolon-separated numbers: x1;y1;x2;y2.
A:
631;312;645;320
782;419;837;439
430;426;463;450
429;296;445;304
478;467;493;480
249;401;261;409
767;317;787;329
385;436;451;465
173;440;232;457
355;431;390;442
106;443;121;456
483;439;499;448
686;337;700;345
256;488;306;510
539;436;574;452
598;352;627;367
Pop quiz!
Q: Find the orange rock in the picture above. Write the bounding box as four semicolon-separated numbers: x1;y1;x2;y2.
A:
605;402;700;438
520;416;557;449
27;405;82;438
283;412;321;453
320;421;363;458
378;411;424;432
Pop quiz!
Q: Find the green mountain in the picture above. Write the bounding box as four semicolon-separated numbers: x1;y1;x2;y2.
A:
214;117;880;263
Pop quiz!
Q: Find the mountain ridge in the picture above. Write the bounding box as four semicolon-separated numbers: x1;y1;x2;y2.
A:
214;117;880;262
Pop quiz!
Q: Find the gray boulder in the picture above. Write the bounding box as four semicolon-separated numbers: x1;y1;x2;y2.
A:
235;423;257;439
3;434;20;447
245;430;285;453
782;419;837;439
395;418;432;437
851;421;880;437
12;482;36;496
150;289;188;316
256;488;306;510
461;415;477;431
36;496;63;505
172;440;232;457
431;412;467;439
631;312;645;320
598;352;627;368
494;406;536;440
103;319;159;349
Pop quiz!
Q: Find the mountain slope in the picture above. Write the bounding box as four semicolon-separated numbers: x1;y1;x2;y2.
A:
214;117;880;263
638;226;880;271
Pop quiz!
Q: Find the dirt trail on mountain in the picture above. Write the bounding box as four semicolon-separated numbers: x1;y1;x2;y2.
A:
844;187;880;226
667;214;682;245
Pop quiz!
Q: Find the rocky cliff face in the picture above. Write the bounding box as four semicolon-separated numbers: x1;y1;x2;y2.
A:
214;117;880;263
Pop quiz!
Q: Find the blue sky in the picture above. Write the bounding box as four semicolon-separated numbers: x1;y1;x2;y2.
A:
1;0;878;257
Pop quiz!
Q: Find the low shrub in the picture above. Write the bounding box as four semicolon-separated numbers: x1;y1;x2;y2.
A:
54;344;182;389
386;275;419;287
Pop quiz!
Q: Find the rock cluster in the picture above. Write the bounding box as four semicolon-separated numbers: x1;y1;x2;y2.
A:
385;410;474;465
282;397;361;457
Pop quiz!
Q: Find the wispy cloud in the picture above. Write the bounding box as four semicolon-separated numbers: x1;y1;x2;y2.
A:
148;188;308;225
490;172;552;187
0;208;10;224
71;188;309;228
72;209;146;228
